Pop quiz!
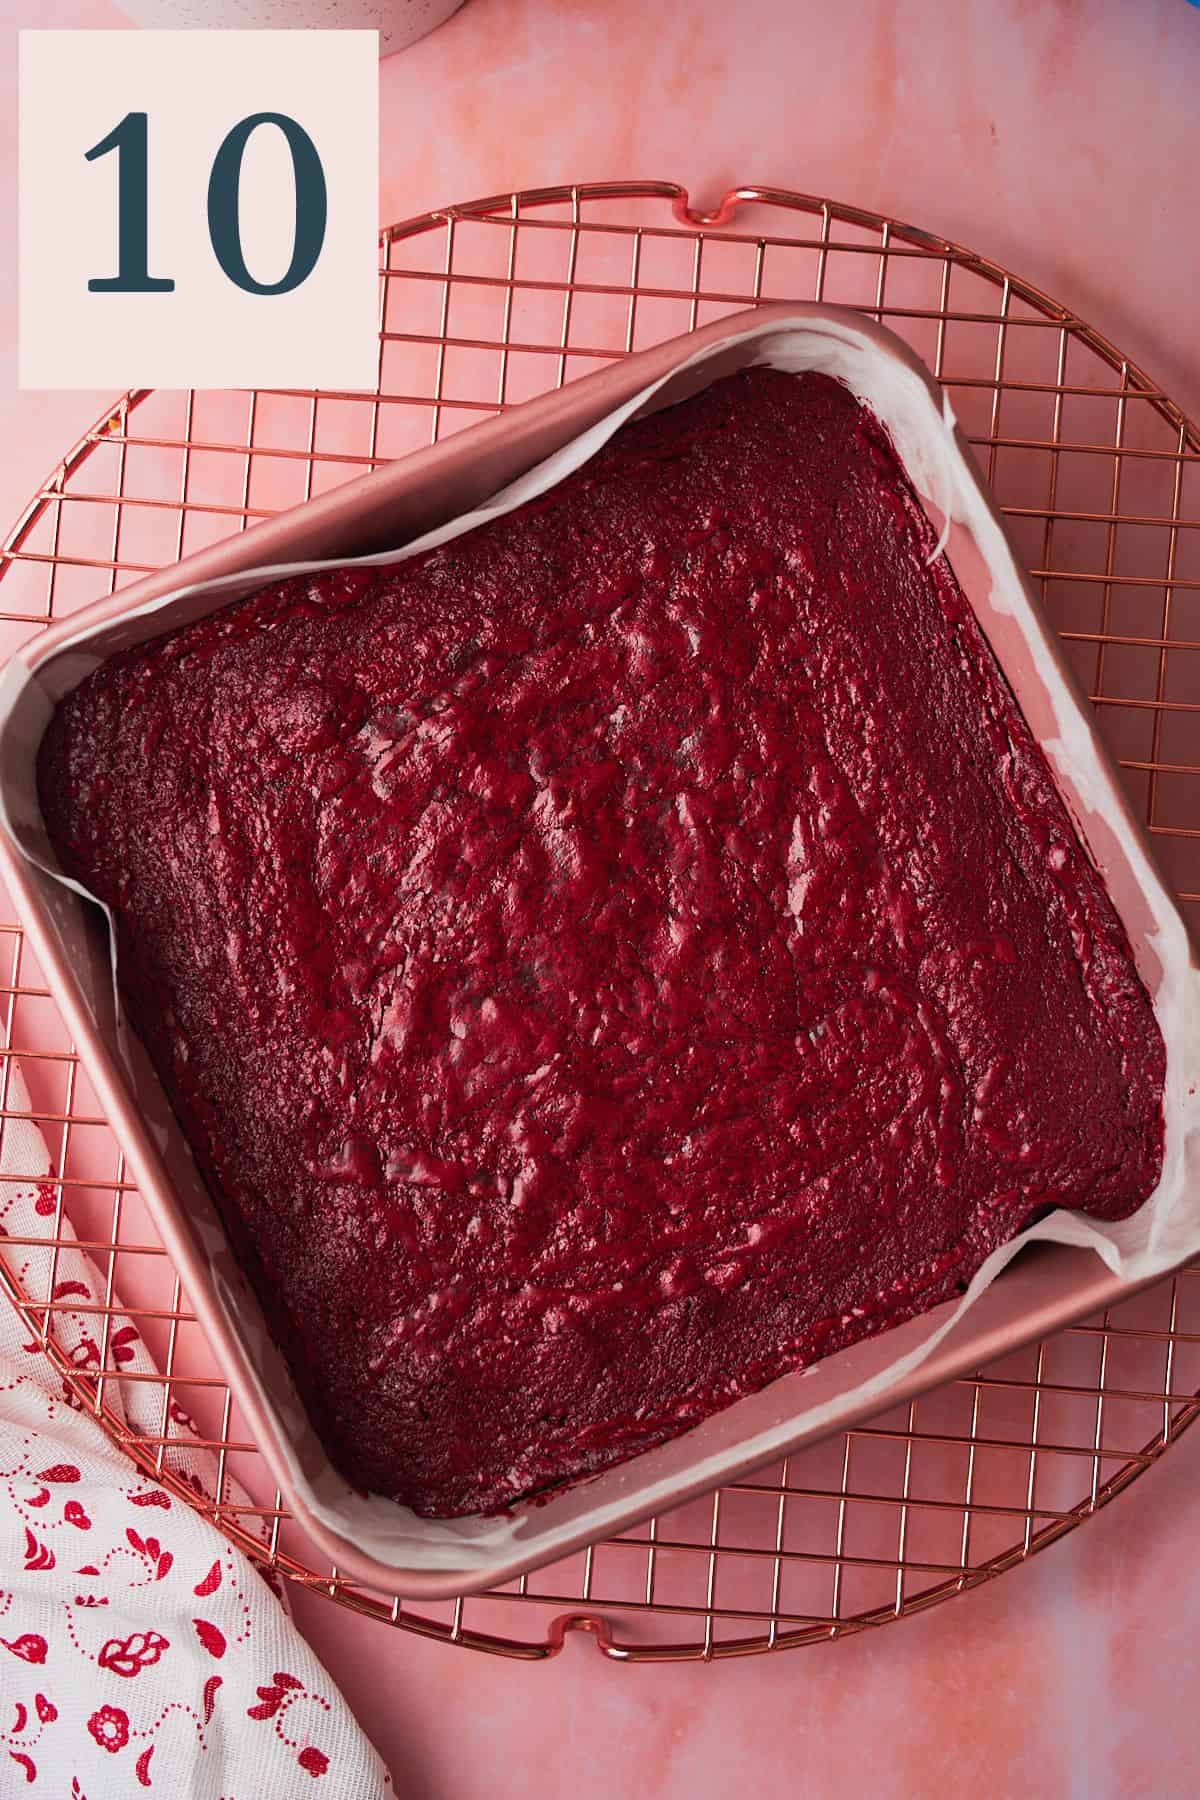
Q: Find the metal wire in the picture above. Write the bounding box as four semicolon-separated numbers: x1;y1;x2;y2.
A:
0;181;1197;1662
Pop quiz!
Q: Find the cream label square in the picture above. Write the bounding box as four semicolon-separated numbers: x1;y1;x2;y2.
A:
19;31;379;391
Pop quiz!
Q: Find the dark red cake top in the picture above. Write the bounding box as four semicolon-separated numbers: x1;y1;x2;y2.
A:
39;369;1165;1515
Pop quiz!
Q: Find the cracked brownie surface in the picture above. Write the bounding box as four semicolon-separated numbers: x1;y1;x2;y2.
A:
38;368;1165;1516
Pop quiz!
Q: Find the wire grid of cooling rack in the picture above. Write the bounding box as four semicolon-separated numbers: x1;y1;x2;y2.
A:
0;181;1198;1663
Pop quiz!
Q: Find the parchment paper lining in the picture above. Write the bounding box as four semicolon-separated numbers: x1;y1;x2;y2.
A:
1;314;1196;1573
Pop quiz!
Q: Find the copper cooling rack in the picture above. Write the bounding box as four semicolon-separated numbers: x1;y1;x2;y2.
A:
1;181;1198;1663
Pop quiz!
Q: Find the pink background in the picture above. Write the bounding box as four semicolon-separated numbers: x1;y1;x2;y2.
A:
2;0;1198;1793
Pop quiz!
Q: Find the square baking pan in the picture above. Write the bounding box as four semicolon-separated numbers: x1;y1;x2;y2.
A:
1;304;1197;1598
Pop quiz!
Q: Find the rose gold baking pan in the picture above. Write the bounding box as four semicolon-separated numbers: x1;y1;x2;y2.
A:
0;305;1197;1599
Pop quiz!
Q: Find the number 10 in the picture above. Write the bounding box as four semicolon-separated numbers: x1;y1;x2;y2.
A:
86;110;328;297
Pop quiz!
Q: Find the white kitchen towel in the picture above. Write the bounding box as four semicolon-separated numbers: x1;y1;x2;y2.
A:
0;1064;392;1797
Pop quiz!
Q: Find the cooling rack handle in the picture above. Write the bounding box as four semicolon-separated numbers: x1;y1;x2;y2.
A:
670;186;765;228
546;1613;620;1659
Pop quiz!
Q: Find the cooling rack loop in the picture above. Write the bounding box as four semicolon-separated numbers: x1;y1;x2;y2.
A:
546;1614;619;1659
671;187;751;228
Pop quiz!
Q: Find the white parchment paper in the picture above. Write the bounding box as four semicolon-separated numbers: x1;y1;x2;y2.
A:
1;313;1197;1577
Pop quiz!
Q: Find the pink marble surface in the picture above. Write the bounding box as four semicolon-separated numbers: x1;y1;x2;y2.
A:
1;0;1198;1793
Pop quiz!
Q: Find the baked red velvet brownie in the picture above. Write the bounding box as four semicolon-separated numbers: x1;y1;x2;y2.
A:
38;369;1165;1517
